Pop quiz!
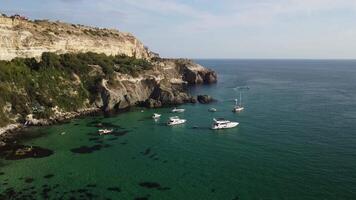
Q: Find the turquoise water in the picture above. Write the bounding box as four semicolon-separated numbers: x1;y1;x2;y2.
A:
1;60;356;199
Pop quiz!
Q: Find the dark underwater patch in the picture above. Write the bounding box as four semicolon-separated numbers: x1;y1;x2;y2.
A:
139;182;161;189
70;145;103;154
0;143;53;160
86;121;122;129
149;153;156;158
86;184;97;188
135;197;149;200
77;188;88;193
24;178;34;183
157;187;170;191
139;182;171;191
43;174;54;179
107;187;121;192
89;137;100;141
142;148;151;156
0;183;118;200
232;196;239;200
111;130;129;137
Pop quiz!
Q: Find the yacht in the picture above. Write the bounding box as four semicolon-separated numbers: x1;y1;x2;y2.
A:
209;108;217;112
211;118;239;130
167;116;186;126
171;108;185;113
233;91;244;112
152;113;161;119
98;129;113;135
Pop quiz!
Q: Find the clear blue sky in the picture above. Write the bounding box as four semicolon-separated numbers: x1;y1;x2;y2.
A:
2;0;356;59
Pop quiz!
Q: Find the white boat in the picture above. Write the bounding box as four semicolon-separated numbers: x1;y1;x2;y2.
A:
167;116;186;126
211;118;239;130
171;108;185;113
233;91;244;112
209;108;217;112
98;129;113;135
152;113;161;119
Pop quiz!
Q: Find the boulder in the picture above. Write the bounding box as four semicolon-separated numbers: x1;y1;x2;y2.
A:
197;95;214;104
144;98;162;108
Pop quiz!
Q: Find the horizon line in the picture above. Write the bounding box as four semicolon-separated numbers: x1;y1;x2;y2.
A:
179;58;356;61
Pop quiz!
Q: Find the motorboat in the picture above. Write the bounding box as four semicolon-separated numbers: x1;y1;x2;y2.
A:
211;118;239;130
167;116;186;126
152;113;161;119
98;129;113;135
209;108;217;112
171;108;185;113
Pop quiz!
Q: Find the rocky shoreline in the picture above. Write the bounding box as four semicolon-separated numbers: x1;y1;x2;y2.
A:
0;93;215;140
0;107;100;139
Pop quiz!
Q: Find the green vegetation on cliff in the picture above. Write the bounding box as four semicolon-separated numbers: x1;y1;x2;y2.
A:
0;52;152;126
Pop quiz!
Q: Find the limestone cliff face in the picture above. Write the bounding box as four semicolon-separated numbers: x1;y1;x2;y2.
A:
0;15;155;61
97;58;217;112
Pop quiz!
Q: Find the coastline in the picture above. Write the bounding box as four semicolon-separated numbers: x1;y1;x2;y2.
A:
0;107;100;141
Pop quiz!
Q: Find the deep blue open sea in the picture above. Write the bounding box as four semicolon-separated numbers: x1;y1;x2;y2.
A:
1;59;356;199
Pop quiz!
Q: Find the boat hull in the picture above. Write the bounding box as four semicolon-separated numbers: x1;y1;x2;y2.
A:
233;107;244;112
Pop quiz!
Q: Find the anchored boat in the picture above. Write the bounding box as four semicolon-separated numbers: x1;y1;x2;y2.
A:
167;116;186;126
209;108;217;112
211;118;239;130
98;129;113;135
233;91;244;112
152;113;161;119
171;108;185;113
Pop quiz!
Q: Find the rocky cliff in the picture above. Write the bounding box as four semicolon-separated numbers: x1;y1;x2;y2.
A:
0;14;155;61
0;15;217;133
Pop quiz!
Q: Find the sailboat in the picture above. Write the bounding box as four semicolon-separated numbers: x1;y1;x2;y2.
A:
233;91;244;112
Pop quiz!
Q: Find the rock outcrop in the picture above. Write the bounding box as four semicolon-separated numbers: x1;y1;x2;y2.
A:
197;95;215;104
97;59;210;112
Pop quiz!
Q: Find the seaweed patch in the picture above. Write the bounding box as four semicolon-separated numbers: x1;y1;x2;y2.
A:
0;144;53;160
43;174;54;179
70;145;103;154
138;182;170;191
107;187;121;192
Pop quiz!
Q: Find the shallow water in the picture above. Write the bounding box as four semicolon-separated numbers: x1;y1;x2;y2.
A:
1;59;356;199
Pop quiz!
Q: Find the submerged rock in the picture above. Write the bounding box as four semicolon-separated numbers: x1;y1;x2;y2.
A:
0;143;53;160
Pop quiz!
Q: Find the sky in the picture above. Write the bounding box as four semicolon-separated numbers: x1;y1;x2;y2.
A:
1;0;356;59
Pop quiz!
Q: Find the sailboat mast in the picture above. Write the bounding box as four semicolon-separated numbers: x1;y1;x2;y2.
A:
239;91;242;106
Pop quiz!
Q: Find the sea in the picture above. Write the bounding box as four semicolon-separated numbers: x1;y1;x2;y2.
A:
1;59;356;200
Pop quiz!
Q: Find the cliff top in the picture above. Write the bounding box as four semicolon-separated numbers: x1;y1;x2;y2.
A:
0;13;158;60
0;13;133;39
